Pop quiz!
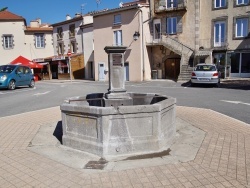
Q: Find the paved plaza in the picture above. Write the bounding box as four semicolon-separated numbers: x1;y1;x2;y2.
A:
0;105;250;187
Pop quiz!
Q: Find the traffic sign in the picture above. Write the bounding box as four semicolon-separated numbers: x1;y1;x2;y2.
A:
67;51;72;56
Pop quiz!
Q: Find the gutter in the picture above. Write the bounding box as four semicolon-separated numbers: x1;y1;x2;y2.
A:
138;4;150;81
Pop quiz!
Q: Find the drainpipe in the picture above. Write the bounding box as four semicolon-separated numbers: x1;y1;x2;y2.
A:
137;5;145;81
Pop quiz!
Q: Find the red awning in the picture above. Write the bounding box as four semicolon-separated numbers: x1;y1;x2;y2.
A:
10;56;43;69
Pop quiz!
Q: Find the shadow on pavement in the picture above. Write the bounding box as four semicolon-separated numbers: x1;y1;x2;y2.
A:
181;80;250;90
53;121;63;144
220;80;250;90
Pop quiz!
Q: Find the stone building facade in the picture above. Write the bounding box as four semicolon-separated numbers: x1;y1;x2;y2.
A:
149;0;250;80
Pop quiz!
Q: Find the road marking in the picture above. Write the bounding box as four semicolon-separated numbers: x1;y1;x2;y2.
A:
33;91;51;96
221;100;250;106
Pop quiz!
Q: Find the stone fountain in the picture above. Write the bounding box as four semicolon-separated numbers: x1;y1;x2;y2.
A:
60;46;176;159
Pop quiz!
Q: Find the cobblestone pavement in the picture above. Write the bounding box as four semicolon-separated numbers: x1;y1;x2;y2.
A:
0;106;249;188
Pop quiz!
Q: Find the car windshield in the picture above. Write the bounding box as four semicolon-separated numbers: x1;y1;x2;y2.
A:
195;65;216;71
0;65;16;73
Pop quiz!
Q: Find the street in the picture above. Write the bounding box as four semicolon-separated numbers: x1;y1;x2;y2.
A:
0;80;249;124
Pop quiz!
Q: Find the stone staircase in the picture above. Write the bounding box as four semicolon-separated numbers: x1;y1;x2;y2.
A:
161;36;193;58
160;36;194;82
178;64;193;82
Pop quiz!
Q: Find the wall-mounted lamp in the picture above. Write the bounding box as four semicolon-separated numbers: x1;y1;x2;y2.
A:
133;31;140;41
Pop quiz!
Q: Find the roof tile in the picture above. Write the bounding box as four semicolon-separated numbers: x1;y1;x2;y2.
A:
0;10;25;21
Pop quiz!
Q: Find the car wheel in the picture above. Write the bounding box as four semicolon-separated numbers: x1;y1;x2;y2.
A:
29;80;35;88
215;83;220;88
190;82;195;87
8;80;16;90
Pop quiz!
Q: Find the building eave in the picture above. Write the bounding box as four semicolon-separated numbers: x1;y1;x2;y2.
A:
91;4;145;17
50;16;83;27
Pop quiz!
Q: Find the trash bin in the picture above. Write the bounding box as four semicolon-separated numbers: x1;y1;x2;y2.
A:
152;70;157;79
157;69;162;79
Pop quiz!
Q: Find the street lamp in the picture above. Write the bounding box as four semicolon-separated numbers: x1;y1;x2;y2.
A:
133;31;140;41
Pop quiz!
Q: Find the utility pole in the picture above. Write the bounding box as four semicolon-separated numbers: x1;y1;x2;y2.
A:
81;4;86;15
96;0;101;9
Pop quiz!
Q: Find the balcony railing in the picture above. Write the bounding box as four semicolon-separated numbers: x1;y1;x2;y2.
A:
155;0;187;13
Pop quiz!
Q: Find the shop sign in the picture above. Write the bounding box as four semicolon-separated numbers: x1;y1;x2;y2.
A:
33;58;44;62
52;56;65;61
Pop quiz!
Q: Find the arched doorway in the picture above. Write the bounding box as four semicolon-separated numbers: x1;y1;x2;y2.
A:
164;58;180;80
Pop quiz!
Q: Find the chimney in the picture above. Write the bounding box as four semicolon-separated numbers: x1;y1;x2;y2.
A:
66;14;71;20
36;18;41;25
75;13;81;17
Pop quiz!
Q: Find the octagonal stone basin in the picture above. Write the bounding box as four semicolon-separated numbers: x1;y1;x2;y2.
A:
60;93;176;159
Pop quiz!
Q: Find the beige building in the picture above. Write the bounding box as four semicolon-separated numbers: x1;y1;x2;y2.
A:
199;0;250;78
0;10;53;66
92;0;151;81
148;0;195;81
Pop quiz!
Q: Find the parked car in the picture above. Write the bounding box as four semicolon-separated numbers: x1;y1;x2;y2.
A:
0;65;35;90
191;64;220;87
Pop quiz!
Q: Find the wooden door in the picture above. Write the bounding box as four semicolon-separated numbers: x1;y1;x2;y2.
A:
165;58;180;79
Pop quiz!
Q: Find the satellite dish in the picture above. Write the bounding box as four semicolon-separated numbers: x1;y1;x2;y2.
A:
119;2;123;7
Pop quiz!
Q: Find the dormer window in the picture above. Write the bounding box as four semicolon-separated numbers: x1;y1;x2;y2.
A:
114;14;121;25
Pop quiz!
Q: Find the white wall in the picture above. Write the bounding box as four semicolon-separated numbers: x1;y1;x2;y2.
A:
0;21;25;65
0;20;54;65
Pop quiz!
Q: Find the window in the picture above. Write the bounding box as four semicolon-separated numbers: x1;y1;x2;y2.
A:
57;27;63;39
16;66;24;74
214;21;226;47
114;30;122;46
69;24;75;38
114;14;121;25
166;0;177;8
70;40;77;53
35;34;45;48
237;0;249;5
236;18;248;38
167;17;177;34
214;0;226;8
24;67;31;74
58;43;64;55
3;35;13;49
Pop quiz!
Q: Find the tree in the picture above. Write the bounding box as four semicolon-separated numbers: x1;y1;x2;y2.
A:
0;7;8;12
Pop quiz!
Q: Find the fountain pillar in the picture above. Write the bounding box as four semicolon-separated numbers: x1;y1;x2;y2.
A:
104;46;132;108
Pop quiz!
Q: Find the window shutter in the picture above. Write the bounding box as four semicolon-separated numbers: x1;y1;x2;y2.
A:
248;16;250;37
233;17;236;39
177;16;183;33
211;21;215;47
166;0;171;8
149;21;153;34
212;0;215;9
161;17;166;34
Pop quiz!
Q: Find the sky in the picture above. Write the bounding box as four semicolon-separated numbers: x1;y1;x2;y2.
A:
0;0;130;25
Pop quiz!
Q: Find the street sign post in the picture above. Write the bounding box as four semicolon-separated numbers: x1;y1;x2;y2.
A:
67;51;72;81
